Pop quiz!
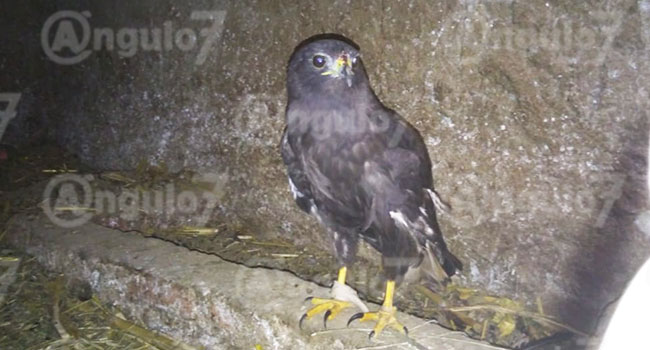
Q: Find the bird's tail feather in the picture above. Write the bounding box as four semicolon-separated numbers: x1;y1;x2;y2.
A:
441;245;462;276
421;240;462;284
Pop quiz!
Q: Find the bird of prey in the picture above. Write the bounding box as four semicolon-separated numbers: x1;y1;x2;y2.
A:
281;35;462;338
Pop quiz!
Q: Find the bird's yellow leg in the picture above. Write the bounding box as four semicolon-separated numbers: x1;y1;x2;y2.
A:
337;265;347;284
300;267;353;329
347;280;408;338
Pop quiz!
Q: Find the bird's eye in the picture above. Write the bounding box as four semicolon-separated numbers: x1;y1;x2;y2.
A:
312;55;327;68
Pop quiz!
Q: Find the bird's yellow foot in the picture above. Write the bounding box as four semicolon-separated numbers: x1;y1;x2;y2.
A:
348;305;408;339
348;280;407;339
299;297;353;329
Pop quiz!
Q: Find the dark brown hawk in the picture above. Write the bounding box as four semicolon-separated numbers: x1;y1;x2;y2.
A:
281;35;462;338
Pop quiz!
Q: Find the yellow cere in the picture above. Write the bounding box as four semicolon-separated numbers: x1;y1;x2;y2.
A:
336;57;346;69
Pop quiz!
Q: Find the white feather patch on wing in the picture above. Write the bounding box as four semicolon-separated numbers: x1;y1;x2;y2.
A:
310;205;323;223
426;188;451;214
288;177;304;199
390;210;434;237
389;210;409;228
420;217;434;236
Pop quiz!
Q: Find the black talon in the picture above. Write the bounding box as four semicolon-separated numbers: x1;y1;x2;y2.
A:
403;326;409;336
299;313;308;330
304;296;313;302
368;330;375;340
347;312;364;327
323;310;331;329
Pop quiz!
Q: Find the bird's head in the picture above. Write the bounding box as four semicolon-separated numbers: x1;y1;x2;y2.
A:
287;36;368;101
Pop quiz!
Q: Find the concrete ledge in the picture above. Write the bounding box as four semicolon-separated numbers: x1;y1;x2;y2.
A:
6;212;493;350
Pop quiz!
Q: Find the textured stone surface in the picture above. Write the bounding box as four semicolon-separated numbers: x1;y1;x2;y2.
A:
1;0;649;332
6;212;500;350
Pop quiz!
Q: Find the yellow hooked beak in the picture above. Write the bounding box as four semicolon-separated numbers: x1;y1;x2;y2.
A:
322;53;354;86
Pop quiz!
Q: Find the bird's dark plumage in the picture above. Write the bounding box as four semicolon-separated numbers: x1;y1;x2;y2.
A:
282;35;461;284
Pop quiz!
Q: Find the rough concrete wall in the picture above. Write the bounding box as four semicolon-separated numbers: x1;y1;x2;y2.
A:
2;0;649;331
0;1;58;146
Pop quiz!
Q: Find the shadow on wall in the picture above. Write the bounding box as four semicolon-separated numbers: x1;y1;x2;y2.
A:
564;114;649;333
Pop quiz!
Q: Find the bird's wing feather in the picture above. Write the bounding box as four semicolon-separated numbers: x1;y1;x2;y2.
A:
360;109;462;277
280;127;314;213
